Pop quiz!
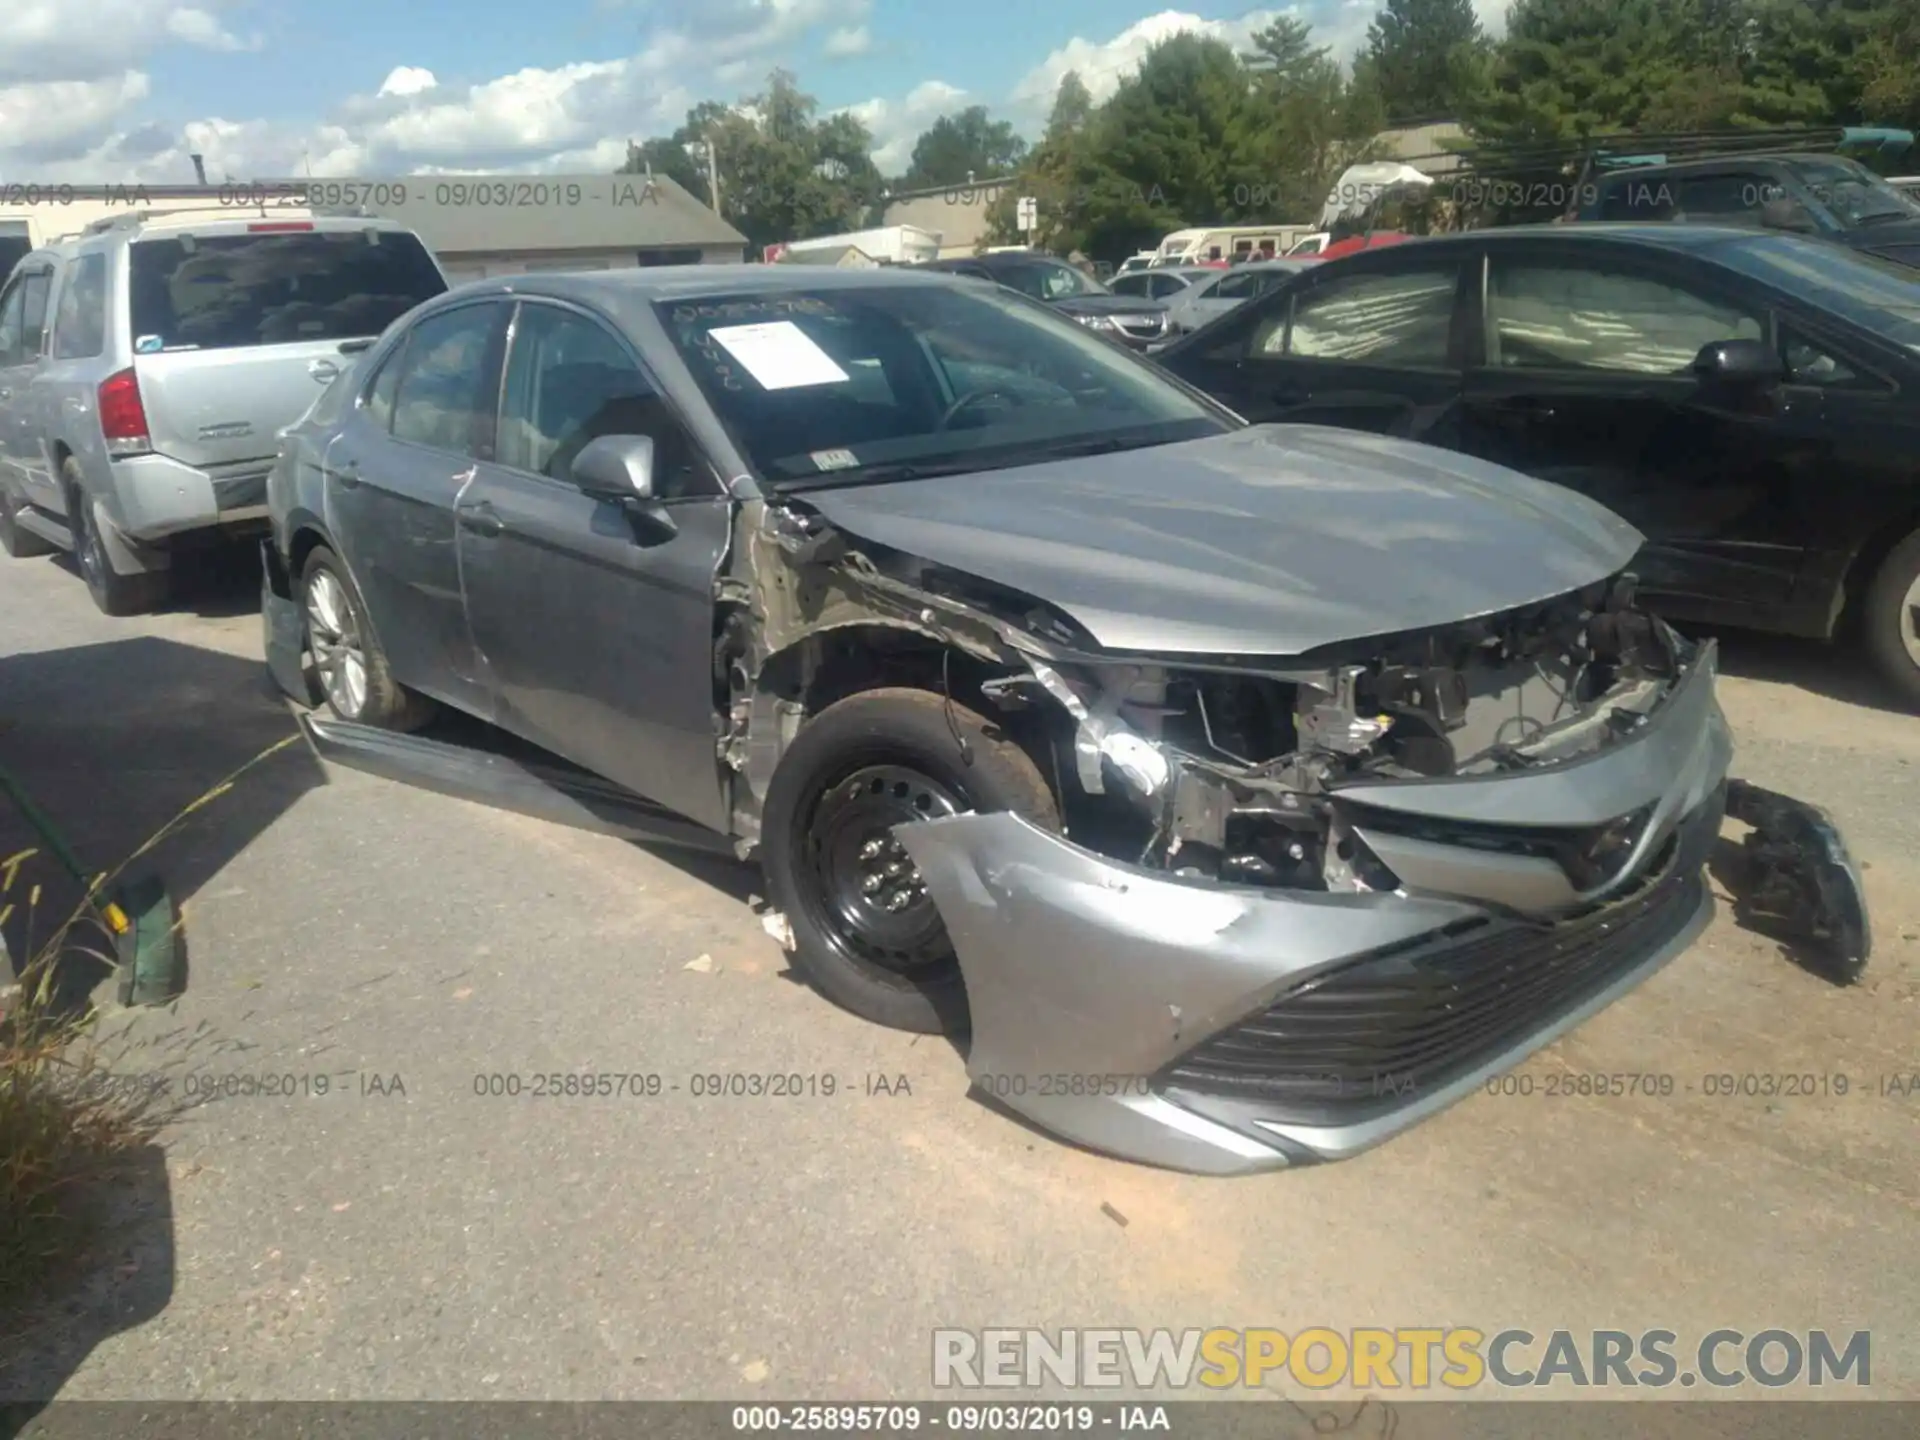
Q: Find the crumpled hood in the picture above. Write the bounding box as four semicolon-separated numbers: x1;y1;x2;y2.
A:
801;424;1645;656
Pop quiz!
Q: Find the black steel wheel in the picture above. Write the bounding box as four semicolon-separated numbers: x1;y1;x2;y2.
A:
797;763;963;974
760;687;1060;1034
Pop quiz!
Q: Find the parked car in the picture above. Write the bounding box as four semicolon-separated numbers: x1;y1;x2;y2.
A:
260;264;1865;1175
1154;223;1920;707
1573;153;1920;268
1107;264;1217;301
1893;176;1920;206
0;206;447;614
920;252;1171;350
1161;259;1311;335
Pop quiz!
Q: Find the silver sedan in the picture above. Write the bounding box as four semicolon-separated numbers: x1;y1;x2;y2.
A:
260;264;1869;1175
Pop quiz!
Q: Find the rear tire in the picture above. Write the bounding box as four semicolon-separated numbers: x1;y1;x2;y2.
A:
760;687;1060;1034
299;544;435;731
1862;527;1920;711
65;461;169;616
0;487;55;559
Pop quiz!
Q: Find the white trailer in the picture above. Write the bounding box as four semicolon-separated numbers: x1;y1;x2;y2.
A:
782;224;943;265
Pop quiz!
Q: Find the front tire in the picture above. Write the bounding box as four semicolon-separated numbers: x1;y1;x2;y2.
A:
1862;528;1920;711
299;544;434;730
760;687;1060;1034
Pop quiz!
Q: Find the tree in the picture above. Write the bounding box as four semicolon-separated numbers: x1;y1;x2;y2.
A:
626;71;885;251
1362;0;1488;122
1243;17;1389;220
898;107;1029;189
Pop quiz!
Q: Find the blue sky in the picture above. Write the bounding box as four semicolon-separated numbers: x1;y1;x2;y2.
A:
0;0;1508;183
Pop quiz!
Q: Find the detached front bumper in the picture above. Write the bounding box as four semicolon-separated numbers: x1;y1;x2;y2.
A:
894;643;1735;1176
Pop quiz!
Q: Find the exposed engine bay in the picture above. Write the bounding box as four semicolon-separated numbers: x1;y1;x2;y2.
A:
722;500;1691;900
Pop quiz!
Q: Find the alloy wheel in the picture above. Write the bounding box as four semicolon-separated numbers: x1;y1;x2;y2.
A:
74;501;109;598
305;569;370;719
800;764;962;974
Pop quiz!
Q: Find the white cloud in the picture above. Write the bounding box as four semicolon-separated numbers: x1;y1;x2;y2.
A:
823;25;871;57
838;79;968;173
0;0;254;81
0;74;154;165
1009;9;1288;118
377;66;439;98
165;7;256;52
0;0;868;181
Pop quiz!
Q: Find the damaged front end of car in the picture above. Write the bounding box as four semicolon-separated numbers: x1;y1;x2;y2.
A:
729;498;1872;1175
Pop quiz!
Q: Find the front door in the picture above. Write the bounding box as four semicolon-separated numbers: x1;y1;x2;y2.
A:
1456;247;1826;619
458;299;731;833
1169;253;1470;442
326;298;505;715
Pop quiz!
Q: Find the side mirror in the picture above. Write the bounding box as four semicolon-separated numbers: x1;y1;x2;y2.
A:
1691;338;1784;386
1759;197;1820;234
570;434;655;504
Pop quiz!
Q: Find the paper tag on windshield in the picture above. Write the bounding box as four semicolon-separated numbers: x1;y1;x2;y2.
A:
708;321;849;390
810;449;858;471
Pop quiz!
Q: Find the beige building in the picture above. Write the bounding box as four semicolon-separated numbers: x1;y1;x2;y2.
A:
1373;122;1470;177
880;178;1012;258
1;173;746;281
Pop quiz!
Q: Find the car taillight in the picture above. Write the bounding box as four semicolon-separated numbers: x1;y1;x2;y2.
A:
98;368;151;457
248;222;313;232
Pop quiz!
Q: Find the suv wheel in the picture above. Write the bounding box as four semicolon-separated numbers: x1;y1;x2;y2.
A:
1863;527;1920;710
66;472;169;617
0;487;55;559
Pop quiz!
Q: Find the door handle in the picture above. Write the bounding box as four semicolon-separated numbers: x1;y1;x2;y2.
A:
1488;395;1558;420
308;360;341;383
459;502;505;537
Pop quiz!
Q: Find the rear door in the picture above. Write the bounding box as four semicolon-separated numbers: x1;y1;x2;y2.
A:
126;221;448;473
1163;250;1471;440
324;298;507;717
1455;242;1827;615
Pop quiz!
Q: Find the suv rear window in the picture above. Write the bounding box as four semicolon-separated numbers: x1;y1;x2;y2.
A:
128;228;447;352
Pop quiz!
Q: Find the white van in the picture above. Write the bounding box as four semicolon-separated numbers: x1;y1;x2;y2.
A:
1151;225;1313;267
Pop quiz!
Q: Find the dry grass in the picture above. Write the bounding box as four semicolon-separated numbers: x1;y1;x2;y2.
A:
0;733;299;1307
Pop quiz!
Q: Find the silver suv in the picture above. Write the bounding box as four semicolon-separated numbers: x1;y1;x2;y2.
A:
0;206;447;613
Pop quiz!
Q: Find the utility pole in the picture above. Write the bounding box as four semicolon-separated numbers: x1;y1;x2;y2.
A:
704;136;723;216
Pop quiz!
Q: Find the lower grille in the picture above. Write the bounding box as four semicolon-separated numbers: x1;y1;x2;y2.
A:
1159;846;1704;1126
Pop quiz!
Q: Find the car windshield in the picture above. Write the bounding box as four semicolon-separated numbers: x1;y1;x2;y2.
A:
993;259;1106;301
1712;233;1920;354
655;282;1230;489
1798;160;1920;226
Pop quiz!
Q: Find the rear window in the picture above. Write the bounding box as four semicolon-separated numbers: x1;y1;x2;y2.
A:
127;228;448;353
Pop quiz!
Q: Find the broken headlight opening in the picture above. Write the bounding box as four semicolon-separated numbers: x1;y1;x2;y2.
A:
989;572;1685;898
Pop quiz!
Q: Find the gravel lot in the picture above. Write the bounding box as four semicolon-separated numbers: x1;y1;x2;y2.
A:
1;541;1915;1413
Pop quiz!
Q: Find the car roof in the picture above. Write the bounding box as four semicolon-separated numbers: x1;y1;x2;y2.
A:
1318;222;1809;257
1593;153;1860;182
28;210;423;259
445;263;984;305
